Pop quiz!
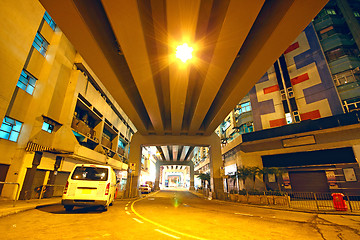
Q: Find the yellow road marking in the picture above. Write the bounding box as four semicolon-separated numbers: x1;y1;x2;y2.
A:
131;195;208;240
125;207;128;210
125;211;130;215
132;218;144;224
234;213;253;216
155;229;180;239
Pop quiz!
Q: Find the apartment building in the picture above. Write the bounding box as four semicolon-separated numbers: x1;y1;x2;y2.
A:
0;1;135;200
217;0;360;195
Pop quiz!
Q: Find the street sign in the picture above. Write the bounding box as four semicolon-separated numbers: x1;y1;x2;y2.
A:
130;163;136;171
220;166;225;177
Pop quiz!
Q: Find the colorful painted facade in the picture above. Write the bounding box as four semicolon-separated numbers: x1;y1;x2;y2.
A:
250;24;343;131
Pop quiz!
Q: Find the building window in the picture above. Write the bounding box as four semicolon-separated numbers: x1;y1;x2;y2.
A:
343;97;360;112
16;70;37;95
33;32;49;56
326;9;336;15
317;8;337;18
325;46;359;62
333;70;358;86
238;122;253;134
221;118;231;132
238;102;251;114
43;11;56;31
42;122;54;133
285;113;293;124
0;117;22;142
118;140;125;149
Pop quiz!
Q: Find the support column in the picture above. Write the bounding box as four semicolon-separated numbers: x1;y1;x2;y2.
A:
189;161;195;190
44;156;63;198
155;160;160;190
209;133;225;200
353;145;360;168
125;133;142;198
19;151;42;200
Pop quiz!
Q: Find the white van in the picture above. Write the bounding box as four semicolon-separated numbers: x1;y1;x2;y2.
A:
62;164;118;211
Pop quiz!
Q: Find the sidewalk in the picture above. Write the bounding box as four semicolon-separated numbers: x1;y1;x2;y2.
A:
189;190;360;216
0;197;62;218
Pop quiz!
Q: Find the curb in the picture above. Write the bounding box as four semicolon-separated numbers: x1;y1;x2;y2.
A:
0;200;61;218
0;206;35;218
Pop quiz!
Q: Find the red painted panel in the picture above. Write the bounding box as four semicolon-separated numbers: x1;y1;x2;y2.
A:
263;85;279;94
269;118;286;128
300;110;321;120
284;42;299;54
291;73;309;85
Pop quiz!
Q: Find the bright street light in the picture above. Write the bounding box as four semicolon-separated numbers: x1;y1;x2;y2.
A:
176;43;193;63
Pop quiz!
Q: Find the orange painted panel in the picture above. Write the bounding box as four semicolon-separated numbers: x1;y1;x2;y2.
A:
263;85;279;94
300;110;321;120
269;118;286;128
291;73;309;85
284;42;299;54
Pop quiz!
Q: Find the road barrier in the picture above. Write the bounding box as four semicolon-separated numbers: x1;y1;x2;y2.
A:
0;182;20;206
38;184;65;199
226;191;360;212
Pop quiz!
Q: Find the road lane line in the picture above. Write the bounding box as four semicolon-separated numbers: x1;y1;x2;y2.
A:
125;211;130;215
131;196;207;240
234;213;253;216
155;229;180;239
126;203;129;206
133;218;144;224
125;207;128;210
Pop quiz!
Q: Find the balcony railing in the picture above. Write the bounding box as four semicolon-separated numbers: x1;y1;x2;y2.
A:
242;111;360;142
71;117;95;139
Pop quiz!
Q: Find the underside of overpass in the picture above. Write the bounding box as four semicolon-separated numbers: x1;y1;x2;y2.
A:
39;0;328;198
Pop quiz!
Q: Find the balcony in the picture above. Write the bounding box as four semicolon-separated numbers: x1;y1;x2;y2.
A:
242;111;360;142
71;116;96;139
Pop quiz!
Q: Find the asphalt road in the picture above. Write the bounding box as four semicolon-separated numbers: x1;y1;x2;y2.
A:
0;189;359;240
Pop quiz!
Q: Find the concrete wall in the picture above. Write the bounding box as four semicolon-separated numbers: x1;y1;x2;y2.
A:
0;0;44;121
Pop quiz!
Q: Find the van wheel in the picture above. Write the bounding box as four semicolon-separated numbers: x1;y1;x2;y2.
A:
102;205;108;211
109;195;113;206
65;205;74;211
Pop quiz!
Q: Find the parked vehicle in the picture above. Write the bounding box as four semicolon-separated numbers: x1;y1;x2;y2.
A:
139;184;151;194
145;181;154;191
62;164;118;211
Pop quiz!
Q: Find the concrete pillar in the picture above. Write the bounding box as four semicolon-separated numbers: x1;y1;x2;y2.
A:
125;133;142;198
19;151;42;200
189;161;195;190
209;133;225;200
155;160;160;190
44;156;63;198
352;145;360;168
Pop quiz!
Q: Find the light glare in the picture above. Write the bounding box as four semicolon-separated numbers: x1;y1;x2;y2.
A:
176;43;193;63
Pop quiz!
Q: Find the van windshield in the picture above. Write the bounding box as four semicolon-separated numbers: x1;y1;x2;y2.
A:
71;167;108;181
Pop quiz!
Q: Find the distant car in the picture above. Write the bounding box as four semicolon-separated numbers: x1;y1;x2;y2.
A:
139;184;151;194
145;181;154;191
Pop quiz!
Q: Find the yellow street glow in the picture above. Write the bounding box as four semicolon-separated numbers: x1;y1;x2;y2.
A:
176;43;193;63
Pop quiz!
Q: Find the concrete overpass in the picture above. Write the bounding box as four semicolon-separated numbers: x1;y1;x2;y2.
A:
39;0;328;198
